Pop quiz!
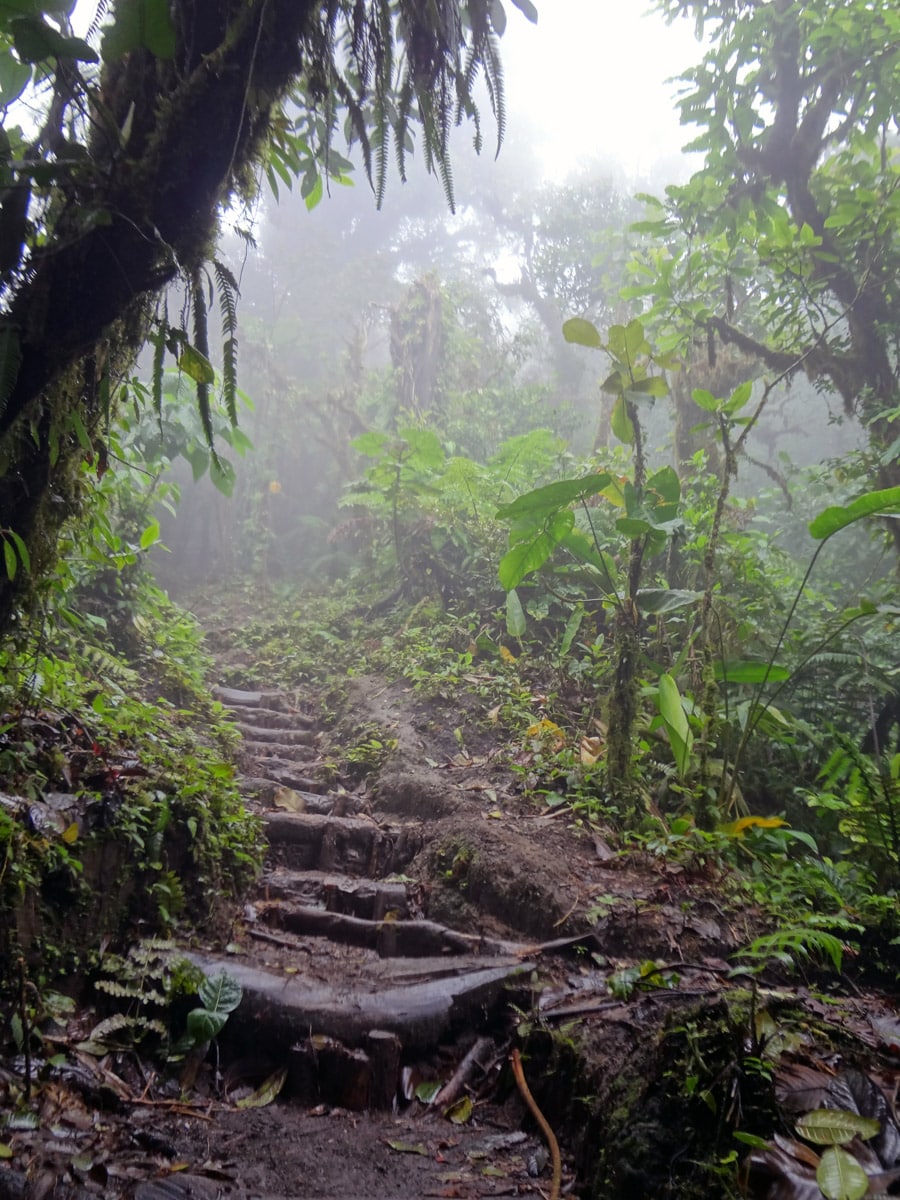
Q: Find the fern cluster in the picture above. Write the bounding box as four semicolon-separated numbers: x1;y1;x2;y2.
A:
296;0;519;212
90;938;199;1050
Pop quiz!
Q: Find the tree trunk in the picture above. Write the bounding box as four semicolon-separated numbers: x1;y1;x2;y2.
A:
0;0;320;632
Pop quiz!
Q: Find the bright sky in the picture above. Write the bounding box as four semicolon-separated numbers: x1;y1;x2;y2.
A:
500;1;703;181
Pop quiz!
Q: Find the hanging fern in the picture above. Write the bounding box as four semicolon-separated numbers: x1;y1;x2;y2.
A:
187;266;214;452
213;260;240;425
291;0;508;212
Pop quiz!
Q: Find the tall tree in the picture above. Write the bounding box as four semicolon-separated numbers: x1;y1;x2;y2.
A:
0;0;525;632
631;0;900;539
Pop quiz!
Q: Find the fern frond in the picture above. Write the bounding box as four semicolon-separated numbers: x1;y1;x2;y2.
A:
189;267;214;451
373;95;390;209
128;936;177;957
737;925;845;974
483;33;506;157
88;1013;133;1041
213;260;239;426
84;0;111;45
150;313;166;435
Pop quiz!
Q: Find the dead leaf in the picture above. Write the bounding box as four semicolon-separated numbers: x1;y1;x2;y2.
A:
445;1095;473;1125
869;1015;900;1053
580;736;604;765
487;705;501;725
592;836;615;861
386;1140;429;1156
272;787;306;813
235;1067;287;1109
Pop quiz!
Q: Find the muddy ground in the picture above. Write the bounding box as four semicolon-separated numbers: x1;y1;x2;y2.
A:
1;656;899;1199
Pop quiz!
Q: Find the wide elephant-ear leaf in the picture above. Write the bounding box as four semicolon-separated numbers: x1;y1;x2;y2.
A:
495;473;611;521
808;486;900;540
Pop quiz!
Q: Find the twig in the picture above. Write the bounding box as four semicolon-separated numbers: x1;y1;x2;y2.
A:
432;1036;495;1110
510;1049;562;1200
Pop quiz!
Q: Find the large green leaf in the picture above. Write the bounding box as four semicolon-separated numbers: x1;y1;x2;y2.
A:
636;588;701;615
795;1109;880;1146
498;509;574;589
351;431;389;457
505;587;526;637
102;0;175;60
178;343;215;385
611;395;634;444
657;673;693;778
495;473;611;521
714;660;790;684
186;1007;228;1043
0;50;31;104
562;317;602;349
808;486;900;540
816;1146;868;1200
11;15;97;61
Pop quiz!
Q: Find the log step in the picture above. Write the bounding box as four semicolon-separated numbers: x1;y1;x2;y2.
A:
188;951;534;1053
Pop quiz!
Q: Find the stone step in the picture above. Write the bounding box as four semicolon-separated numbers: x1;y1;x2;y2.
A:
237;724;316;746
241;740;318;761
263;810;398;874
212;686;292;710
260;866;412;920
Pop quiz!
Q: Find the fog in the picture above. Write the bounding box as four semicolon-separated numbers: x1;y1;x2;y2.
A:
151;3;865;591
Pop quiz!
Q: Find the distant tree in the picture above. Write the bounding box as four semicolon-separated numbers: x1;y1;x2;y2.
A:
630;0;900;541
0;0;530;633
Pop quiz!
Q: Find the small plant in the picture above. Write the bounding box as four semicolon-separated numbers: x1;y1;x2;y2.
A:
88;940;242;1060
734;924;849;976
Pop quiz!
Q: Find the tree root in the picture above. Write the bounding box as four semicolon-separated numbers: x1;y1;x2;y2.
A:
510;1047;561;1200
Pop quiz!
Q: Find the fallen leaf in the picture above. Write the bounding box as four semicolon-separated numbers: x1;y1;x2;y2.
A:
272;786;306;813
445;1095;474;1125
415;1080;442;1104
235;1067;287;1109
386;1140;429;1156
580;736;604;765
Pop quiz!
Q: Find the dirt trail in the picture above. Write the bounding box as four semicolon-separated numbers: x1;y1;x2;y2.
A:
3;670;899;1199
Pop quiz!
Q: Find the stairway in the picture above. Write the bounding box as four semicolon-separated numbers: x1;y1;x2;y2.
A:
200;685;534;1111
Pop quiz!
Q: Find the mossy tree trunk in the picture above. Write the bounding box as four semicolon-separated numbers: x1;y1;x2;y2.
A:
0;0;323;632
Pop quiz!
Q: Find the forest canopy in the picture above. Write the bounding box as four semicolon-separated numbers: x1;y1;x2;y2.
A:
0;0;529;631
